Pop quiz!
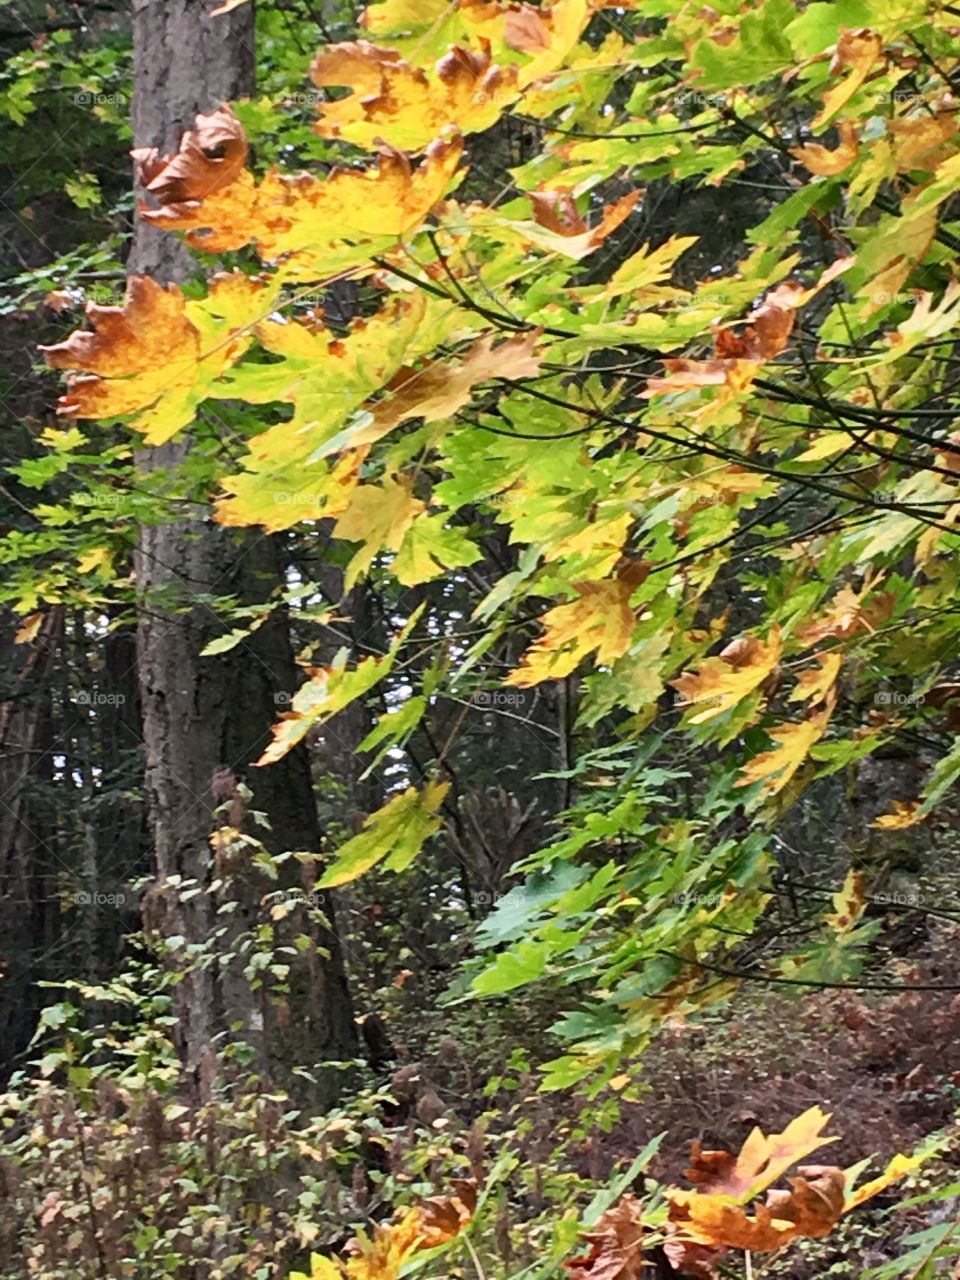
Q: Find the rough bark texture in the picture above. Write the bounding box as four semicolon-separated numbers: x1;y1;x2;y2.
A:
0;609;61;1080
129;0;356;1102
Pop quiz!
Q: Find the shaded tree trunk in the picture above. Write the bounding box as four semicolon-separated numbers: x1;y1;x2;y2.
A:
0;608;62;1081
129;0;356;1102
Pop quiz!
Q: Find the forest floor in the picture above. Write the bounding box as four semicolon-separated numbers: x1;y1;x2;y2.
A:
396;908;960;1277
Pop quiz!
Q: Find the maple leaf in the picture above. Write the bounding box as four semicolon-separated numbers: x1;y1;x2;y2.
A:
14;612;44;644
669;1166;847;1254
133;106;248;205
291;1182;476;1280
791;122;860;176
318;778;450;888
814;28;884;129
355;330;542;446
220;293;432;469
823;868;867;934
418;1179;478;1248
788;652;842;706
671;627;781;724
517;188;642;260
358;0;591;84
256;609;421;766
41;273;268;444
682;1107;837;1204
215;450;366;533
311;40;519;151
736;698;834;797
889;113;958;173
644;266;851;401
505;562;648;688
564;1194;645;1280
796;584;894;646
665;1128;927;1274
137;122;463;278
334;474;426;589
844;1150;929;1210
871;799;922;830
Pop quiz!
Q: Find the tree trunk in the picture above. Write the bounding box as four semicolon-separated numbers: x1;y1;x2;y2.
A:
129;0;356;1103
0;608;62;1082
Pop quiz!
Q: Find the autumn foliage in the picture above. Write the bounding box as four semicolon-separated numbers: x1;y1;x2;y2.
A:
20;0;960;1268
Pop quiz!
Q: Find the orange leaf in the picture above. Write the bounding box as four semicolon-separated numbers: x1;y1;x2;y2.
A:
356;331;542;446
311;40;518;151
682;1106;836;1202
418;1179;477;1248
137;117;463;278
814;28;883;128
565;1194;645;1280
736;697;835;796
506;561;648;687
41;273;266;443
796;584;894;646
871;799;923;830
669;1166;846;1253
671;627;781;724
791;122;860;176
133;106;247;205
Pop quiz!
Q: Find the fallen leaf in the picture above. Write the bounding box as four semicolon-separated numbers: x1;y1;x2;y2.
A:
565;1194;645;1280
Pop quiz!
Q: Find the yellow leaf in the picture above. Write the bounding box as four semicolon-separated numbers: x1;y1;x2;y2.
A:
791;122;859;175
502;189;642;261
671;626;781;724
814;28;884;129
844;1150;928;1210
824;869;868;934
788;652;842;706
257;609;422;767
355;330;542;447
42;273;269;444
77;546;113;575
506;563;648;687
311;41;519;151
736;699;834;796
682;1106;837;1204
794;431;851;462
334;474;426;588
215;450;366;533
871;799;923;830
139;113;463;277
319;780;450;888
14;613;44;644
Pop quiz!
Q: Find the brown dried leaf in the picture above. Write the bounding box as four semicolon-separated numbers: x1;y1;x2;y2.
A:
565;1195;645;1280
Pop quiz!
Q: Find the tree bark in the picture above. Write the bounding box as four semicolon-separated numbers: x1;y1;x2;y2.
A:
0;608;62;1082
129;0;356;1103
